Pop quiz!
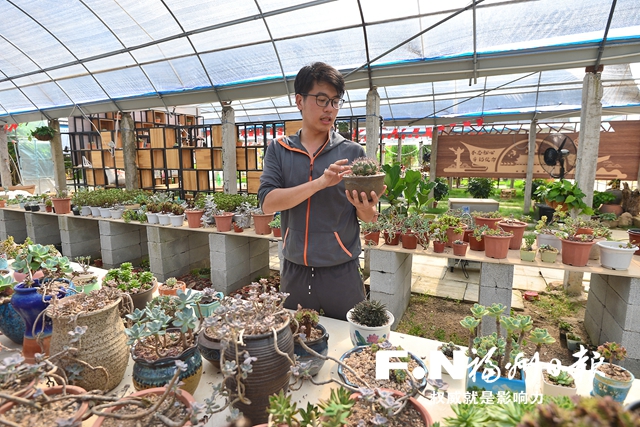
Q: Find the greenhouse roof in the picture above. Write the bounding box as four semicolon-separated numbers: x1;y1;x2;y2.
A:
1;0;640;125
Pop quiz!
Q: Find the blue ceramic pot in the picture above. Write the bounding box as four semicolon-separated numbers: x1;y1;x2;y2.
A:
196;291;224;318
132;337;203;395
467;365;526;393
338;345;429;390
197;330;222;370
0;302;25;344
592;366;635;402
10;280;65;339
294;323;329;376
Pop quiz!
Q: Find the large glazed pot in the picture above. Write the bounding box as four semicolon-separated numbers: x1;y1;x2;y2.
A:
223;317;294;425
346;308;394;347
0;302;25;344
49;296;129;391
132;340;203;395
592;365;635;403
10;279;66;363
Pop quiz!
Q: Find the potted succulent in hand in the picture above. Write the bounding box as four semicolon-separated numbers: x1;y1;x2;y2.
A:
538;244;559;263
346;299;394;347
592;342;634;402
520;232;537;262
125;289;204;395
343;156;385;202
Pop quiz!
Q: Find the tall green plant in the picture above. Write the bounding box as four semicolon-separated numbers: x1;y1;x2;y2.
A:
381;164;435;214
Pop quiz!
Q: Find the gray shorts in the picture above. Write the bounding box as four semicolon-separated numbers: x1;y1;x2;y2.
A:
281;258;365;320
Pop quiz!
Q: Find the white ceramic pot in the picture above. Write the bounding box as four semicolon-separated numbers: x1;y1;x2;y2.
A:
81;206;92;216
90;206;101;217
157;213;171;226
536;232;562;253
146;212;159;224
110;208;124;220
169;214;184;227
346;308;394;347
540;369;577;397
99;207;111;218
597;240;638;270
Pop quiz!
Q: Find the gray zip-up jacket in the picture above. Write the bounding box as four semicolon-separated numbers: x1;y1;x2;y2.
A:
258;130;365;267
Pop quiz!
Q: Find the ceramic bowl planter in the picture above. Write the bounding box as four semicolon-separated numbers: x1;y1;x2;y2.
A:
294;323;329;377
561;238;595;267
592;365;635;402
452;241;468;256
185;209;204;228
48;296;129;392
197;329;222;370
343;173;385;202
51;197;71;214
130;280;158;311
252;212;274;235
132;341;203;395
195;291;224;318
597;241;638;270
169;213;184;227
498;220;527;250
483;234;512;259
541;369;578;397
0;302;25;344
145;212;159;224
346;307;394;347
213;212;234;232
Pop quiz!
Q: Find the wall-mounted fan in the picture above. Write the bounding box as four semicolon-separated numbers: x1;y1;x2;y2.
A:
538;133;577;179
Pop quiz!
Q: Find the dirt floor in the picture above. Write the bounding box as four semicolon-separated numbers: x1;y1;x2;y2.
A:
395;285;589;367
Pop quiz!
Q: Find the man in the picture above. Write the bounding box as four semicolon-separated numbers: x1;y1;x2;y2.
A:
258;62;383;319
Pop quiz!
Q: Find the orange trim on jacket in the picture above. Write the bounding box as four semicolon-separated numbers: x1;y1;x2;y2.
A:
333;232;352;257
276;136;330;266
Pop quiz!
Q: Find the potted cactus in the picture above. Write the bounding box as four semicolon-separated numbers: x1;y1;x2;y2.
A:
346;299;394;347
158;276;187;296
343;157;385;202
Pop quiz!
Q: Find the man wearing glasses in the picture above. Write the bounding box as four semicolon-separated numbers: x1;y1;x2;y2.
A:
258;62;383;320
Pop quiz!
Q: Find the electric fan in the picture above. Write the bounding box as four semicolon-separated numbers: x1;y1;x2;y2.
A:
538;133;577;179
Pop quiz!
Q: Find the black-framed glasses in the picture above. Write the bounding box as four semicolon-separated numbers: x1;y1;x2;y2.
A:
301;93;344;109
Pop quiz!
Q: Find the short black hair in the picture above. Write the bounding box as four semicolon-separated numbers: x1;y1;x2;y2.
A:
294;62;345;98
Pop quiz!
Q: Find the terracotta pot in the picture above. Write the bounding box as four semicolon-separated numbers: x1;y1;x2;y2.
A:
91;387;196;427
433;241;445;253
158;280;187;296
498;220;527;250
383;231;401;246
469;235;485;251
452;241;468;256
0;200;5;208
252;213;274;235
561;238;595;267
233;223;244;232
185;210;204;228
0;385;89;425
599;203;623;216
51;197;71;214
49;296;129;392
445;225;465;247
213;212;234;232
628;229;640;255
273;227;282;238
343;173;385;202
483;234;512;259
463;228;473;242
223;317;294;425
363;230;380;246
474;216;502;230
401;233;418;250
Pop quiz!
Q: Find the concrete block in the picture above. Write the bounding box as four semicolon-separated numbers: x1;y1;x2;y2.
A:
608;275;640;306
102;243;145;267
249;238;269;257
209;233;249;253
62;240;102;260
620;357;640;378
588;274;607;306
0;210;27;242
369;255;412;295
25;213;61;245
604;284;640;333
583;310;601;345
370;249;412;273
187;232;209;250
585;290;604;329
479;263;514;290
601;309;623;344
621;330;640;358
249;252;269;278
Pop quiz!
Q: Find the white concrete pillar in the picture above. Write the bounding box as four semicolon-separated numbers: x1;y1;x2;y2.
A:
365;87;381;160
121;112;139;190
0;128;11;188
574;71;603;209
429;127;439;203
523;119;537;214
49;119;67;192
221;106;237;194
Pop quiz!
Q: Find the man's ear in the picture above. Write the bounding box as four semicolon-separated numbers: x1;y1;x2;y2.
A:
295;93;304;111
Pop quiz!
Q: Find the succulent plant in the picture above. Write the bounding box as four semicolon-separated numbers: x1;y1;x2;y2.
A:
349;157;381;176
519;395;640;426
293;305;320;340
546;369;575;387
349;299;389;327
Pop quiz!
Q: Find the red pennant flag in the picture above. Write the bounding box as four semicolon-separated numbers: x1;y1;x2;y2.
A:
248;129;254;137
463;121;471;127
437;125;444;132
277;128;283;135
476;118;484;126
413;127;420;136
426;128;432;137
240;130;245;137
450;123;457;128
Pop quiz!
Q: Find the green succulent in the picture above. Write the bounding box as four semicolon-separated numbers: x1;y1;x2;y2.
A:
349;156;381;176
547;369;575;387
349;299;389;327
